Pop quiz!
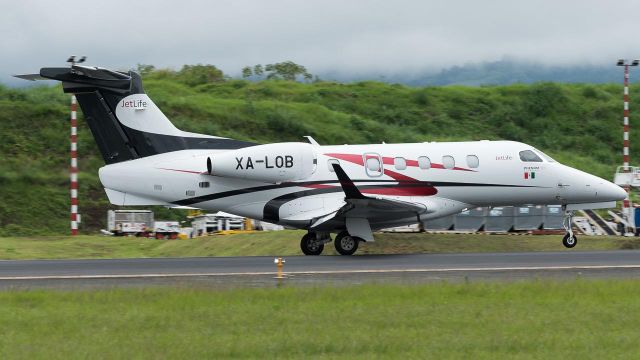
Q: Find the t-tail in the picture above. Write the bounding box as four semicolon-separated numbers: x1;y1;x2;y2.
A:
16;64;255;164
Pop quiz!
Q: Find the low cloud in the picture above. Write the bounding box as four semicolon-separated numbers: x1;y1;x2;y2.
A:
2;0;639;84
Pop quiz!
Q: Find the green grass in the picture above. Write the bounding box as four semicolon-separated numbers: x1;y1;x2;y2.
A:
1;231;640;260
1;280;640;358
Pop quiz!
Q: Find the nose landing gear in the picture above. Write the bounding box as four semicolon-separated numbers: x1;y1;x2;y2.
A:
562;210;577;248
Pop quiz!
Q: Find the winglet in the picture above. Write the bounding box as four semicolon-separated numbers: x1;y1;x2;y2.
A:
332;163;366;199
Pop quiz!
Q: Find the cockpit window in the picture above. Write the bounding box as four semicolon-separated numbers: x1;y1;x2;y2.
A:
534;148;556;163
519;150;543;162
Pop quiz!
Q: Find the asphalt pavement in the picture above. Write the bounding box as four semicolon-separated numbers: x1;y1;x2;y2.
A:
1;250;640;289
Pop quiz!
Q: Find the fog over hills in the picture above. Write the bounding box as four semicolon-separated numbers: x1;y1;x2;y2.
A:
317;60;627;86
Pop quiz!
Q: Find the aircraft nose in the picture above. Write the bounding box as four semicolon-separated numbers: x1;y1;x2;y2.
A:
599;181;627;202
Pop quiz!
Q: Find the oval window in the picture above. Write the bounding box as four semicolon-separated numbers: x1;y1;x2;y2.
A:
442;155;455;169
366;157;381;172
466;155;479;168
418;156;431;170
394;157;407;170
327;159;340;172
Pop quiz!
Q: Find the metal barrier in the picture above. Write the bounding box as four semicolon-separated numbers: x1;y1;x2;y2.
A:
485;207;513;232
454;207;486;231
513;205;544;230
422;205;565;232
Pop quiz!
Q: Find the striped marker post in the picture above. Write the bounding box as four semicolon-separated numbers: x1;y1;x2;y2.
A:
617;59;640;232
70;95;79;235
623;64;630;171
622;64;630;229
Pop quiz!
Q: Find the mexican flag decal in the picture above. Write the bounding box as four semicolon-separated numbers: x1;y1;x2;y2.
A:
524;171;536;179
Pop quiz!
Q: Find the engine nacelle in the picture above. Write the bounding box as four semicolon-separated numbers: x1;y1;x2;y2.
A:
206;142;317;183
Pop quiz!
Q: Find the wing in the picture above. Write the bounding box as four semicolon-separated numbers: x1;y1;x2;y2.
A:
309;163;431;240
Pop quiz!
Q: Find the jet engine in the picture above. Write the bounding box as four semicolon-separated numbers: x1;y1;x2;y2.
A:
206;142;317;183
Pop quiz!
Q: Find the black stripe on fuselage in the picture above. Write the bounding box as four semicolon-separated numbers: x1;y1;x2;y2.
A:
172;180;543;206
124;126;256;157
263;187;340;222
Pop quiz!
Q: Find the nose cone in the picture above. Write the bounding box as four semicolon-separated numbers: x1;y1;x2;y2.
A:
600;181;627;202
559;164;627;203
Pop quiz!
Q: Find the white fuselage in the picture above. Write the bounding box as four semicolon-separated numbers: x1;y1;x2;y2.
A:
99;140;625;230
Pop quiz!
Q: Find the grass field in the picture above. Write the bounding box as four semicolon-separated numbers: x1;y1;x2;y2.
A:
1;280;639;359
1;231;640;260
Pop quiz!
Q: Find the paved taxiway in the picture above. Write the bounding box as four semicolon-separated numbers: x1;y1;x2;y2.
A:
1;250;640;288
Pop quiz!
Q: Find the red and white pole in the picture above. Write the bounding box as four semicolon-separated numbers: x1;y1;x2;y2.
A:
621;63;634;233
623;64;630;171
70;95;79;235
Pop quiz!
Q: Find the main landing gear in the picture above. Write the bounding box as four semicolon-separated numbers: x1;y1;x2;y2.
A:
300;232;325;255
562;210;577;248
334;231;361;256
300;231;363;256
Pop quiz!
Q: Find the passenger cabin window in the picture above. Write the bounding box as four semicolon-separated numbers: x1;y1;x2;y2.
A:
327;159;340;172
442;155;455;169
394;157;407;170
366;157;380;171
418;156;431;170
198;181;210;188
364;154;383;177
466;155;479;168
519;150;543;162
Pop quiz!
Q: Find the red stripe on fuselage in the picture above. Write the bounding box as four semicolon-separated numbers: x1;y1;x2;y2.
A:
301;183;437;196
326;153;474;172
362;186;437;196
325;153;364;165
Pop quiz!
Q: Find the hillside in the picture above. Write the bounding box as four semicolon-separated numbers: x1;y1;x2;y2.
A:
0;76;636;235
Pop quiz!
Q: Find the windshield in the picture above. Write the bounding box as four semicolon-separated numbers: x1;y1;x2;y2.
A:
519;150;542;162
533;148;556;163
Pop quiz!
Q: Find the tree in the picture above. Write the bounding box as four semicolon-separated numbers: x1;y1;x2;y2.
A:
176;64;225;86
136;64;156;76
241;66;253;78
253;64;264;77
263;61;312;81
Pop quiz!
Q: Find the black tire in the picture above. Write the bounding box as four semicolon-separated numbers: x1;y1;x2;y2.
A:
334;231;359;255
562;233;577;248
300;233;324;255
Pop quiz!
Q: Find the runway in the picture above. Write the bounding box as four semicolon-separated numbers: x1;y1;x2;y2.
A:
2;250;640;289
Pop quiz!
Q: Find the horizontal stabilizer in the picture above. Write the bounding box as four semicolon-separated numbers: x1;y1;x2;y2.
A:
13;73;48;81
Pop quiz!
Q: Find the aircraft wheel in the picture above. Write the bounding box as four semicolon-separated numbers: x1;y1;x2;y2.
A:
334;231;359;256
300;232;324;255
562;233;577;248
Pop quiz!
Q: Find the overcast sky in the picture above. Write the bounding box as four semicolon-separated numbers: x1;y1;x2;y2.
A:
2;0;639;85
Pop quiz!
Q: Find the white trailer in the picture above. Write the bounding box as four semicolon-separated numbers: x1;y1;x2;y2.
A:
192;212;246;236
107;210;154;236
